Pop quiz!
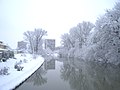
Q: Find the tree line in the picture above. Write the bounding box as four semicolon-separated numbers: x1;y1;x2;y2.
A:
60;2;120;65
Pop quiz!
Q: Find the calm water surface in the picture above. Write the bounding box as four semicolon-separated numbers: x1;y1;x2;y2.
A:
16;58;120;90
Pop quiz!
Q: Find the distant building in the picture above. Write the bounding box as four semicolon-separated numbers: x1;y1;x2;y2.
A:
17;41;27;50
0;41;14;60
45;39;55;51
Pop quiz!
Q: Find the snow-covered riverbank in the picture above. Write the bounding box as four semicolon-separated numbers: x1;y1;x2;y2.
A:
0;54;44;90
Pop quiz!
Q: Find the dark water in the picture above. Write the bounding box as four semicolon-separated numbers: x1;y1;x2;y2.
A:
16;58;120;90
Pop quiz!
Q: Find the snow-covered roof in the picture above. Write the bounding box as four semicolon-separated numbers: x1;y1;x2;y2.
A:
0;48;7;51
0;41;7;46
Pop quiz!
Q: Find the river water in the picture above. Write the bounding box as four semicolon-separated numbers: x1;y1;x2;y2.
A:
16;58;120;90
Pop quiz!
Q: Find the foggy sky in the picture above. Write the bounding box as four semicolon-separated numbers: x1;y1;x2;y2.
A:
0;0;118;49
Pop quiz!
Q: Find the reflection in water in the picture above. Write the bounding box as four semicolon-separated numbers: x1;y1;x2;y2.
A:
60;58;120;90
44;59;55;70
25;59;55;86
16;58;120;90
26;66;47;86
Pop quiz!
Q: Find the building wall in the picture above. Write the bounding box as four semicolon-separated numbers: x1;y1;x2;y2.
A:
45;39;55;51
17;41;27;50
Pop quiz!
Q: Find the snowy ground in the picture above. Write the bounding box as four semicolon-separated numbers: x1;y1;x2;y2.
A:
0;53;44;90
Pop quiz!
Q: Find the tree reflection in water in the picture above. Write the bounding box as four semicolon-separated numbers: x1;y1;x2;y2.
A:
60;58;120;90
26;66;47;86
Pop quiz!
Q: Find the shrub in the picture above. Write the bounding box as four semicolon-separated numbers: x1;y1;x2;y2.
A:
0;67;9;75
17;66;24;71
23;59;28;63
2;58;7;62
14;61;24;71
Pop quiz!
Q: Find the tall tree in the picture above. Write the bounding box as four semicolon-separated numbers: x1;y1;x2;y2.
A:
90;2;120;64
34;28;47;54
70;21;94;47
24;31;34;53
60;21;94;57
24;28;47;54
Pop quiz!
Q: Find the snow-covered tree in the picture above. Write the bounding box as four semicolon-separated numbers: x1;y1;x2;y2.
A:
87;2;120;64
24;28;47;54
61;33;73;50
61;21;94;57
69;21;94;48
34;28;47;54
60;2;120;65
24;31;34;54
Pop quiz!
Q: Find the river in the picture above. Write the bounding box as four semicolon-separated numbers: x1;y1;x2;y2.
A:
16;58;120;90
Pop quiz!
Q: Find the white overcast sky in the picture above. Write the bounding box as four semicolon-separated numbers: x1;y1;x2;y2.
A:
0;0;118;49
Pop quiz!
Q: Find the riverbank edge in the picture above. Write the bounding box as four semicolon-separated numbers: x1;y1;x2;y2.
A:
0;56;44;90
13;62;44;90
